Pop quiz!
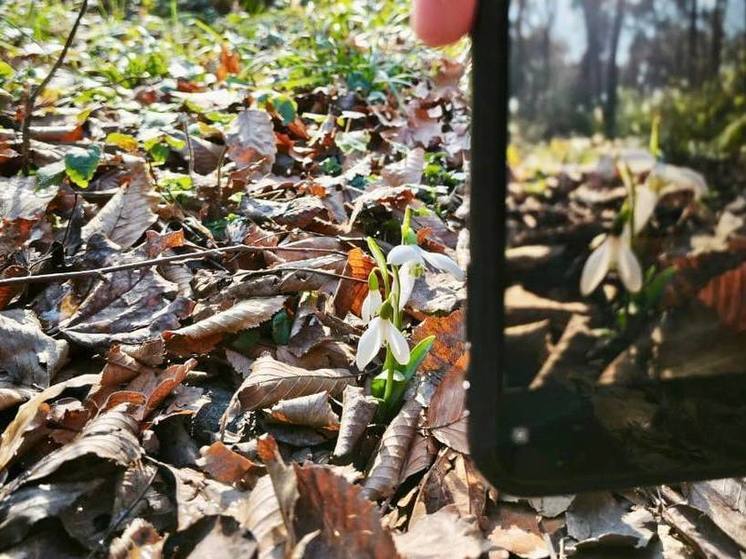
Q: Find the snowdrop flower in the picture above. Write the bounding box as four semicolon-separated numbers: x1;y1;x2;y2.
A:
360;271;383;324
393;261;417;311
580;227;642;295
632;184;658;233
387;244;465;281
649;163;707;199
355;303;410;370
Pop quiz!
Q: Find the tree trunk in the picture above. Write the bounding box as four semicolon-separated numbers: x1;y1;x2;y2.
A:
604;0;626;138
513;0;527;93
577;0;605;107
710;0;726;78
688;0;698;84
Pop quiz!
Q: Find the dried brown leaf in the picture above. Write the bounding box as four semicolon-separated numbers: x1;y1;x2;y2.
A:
197;441;261;489
269;392;340;429
697;261;746;332
411;308;466;375
333;248;376;318
223;355;353;423
244;475;287;559
226;109;277;172
257;436;298;549
382;147;425;187
293;464;400;559
394;505;489;559
425;361;469;454
164;296;285;355
0;309;69;389
81;162;159;249
333;385;378;457
109;518;164;559
485;502;550;559
362;398;421;501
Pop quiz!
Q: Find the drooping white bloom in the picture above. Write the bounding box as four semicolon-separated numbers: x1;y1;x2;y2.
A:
393;261;417;310
649;163;707;199
580;228;642;295
633;184;658;233
387;244;465;281
360;288;383;324
355;316;410;370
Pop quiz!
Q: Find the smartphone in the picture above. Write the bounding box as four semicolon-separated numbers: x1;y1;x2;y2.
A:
468;0;746;495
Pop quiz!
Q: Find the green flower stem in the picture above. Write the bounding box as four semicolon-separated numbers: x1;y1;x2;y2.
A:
382;348;396;410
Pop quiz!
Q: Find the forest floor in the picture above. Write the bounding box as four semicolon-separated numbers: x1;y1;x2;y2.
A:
1;1;746;558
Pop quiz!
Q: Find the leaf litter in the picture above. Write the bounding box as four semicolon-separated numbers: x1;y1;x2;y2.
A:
0;1;743;557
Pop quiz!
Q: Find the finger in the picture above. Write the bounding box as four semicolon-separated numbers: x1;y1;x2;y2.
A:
411;0;477;46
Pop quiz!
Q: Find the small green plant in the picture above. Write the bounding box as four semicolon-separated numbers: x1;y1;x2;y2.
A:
356;207;464;416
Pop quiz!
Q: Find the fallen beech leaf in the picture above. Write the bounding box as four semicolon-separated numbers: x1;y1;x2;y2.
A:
363;398;421;501
382;147;425;186
411;308;466;375
398;432;436;484
58;263;193;348
167;515;258;557
0;265;27;310
346;186;415;231
223;356;353;421
0;309;69;389
268;392;340;429
109;518;164;559
425;359;469;454
197;441;261;488
333;248;375;318
226;109;277;173
697;261;746;332
566;492;655;550
240;195;329;228
81;162;159;249
393;505;489;559
485;502;550;559
0;175;58;222
687;479;746;550
244;475;287;559
1;410;141;496
333;386;378;457
0;374;100;473
163;296;286;355
257;436;298;549
145;229;185;258
293;464;400;559
0;480;103;549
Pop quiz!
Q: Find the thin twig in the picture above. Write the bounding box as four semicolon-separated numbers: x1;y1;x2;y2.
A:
180;114;195;179
21;0;89;174
0;244;358;287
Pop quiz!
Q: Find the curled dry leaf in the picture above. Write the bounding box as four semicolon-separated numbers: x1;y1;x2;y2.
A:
425;358;470;454
163;296;286;355
393;505;490;559
363;398;422;501
697;261;746;332
225;109;277;173
256;436;299;549
1;410;141;497
0;309;69;389
197;441;261;489
244;475;287;559
293;464;400;559
382;147;425;187
0;374;100;474
333;247;376;318
222;355;353;425
0;480;102;550
81;162;159;249
333;385;378;458
268;392;340;429
485;502;551;559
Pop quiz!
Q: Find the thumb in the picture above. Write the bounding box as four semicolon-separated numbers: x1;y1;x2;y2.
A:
411;0;477;46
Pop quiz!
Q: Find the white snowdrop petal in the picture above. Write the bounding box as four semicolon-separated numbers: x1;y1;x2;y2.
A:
617;243;643;293
360;290;382;323
580;237;613;296
397;262;417;310
384;321;411;365
422;250;465;280
633;185;658;233
356;317;384;370
387;244;423;266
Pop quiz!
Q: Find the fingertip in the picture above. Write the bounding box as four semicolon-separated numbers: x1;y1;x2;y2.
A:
411;0;477;46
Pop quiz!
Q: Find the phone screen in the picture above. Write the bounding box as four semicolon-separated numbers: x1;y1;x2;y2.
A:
475;0;746;493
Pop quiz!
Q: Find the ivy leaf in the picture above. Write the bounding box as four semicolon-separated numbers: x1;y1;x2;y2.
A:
37;161;67;189
271;309;291;346
64;145;102;188
105;132;139;152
